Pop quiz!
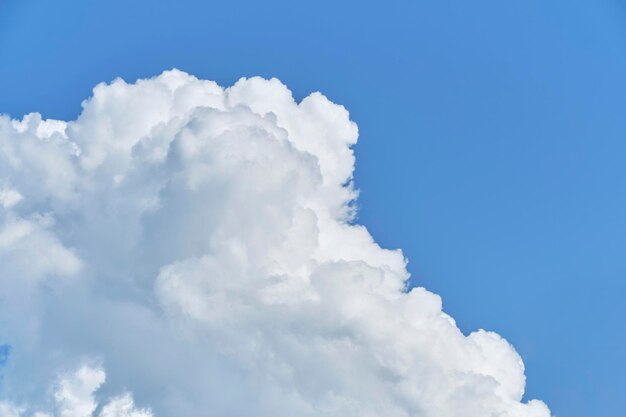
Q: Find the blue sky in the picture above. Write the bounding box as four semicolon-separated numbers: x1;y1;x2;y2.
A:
1;1;624;416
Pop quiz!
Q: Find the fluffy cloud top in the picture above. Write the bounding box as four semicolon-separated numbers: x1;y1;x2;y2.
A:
0;365;150;417
0;70;550;417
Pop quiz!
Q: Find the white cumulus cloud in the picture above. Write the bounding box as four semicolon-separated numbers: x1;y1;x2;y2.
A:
0;365;150;417
0;70;550;417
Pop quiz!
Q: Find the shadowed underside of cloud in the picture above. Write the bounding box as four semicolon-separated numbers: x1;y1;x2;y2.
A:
0;70;550;417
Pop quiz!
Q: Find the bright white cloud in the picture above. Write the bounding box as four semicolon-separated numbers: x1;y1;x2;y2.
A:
0;365;150;417
0;402;24;417
0;70;551;417
55;365;105;417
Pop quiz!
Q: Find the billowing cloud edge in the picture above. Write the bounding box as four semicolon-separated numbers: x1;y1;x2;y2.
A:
0;70;551;417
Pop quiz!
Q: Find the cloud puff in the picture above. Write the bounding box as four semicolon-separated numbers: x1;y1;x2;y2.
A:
0;365;150;417
0;70;550;417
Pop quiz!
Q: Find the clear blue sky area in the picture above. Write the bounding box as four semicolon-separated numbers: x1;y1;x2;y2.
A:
1;1;624;416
